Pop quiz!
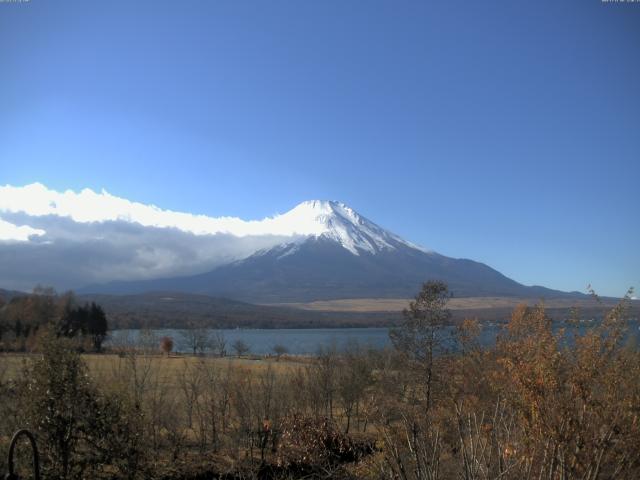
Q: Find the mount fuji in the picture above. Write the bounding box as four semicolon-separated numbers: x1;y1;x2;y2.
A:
81;200;574;302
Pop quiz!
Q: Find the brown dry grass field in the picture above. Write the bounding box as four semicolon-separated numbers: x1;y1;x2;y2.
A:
270;295;623;312
0;352;306;387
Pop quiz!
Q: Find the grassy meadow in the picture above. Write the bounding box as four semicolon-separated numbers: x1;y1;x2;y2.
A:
0;352;304;385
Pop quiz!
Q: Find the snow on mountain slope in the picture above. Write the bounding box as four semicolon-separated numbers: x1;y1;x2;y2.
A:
265;200;428;255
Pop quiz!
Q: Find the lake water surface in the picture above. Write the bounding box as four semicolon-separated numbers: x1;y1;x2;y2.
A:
109;321;640;355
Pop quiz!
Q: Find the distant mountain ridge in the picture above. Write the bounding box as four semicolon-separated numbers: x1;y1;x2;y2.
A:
81;200;582;302
0;288;28;302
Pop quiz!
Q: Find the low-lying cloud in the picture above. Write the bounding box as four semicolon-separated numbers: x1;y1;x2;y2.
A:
0;183;300;292
0;217;45;242
0;183;328;237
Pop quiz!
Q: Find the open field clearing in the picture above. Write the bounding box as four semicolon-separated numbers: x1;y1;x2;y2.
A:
270;295;630;312
0;352;306;385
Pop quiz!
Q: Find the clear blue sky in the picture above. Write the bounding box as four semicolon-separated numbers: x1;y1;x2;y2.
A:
1;0;638;296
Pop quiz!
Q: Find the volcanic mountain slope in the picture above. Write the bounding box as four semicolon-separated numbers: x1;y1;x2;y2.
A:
82;200;578;302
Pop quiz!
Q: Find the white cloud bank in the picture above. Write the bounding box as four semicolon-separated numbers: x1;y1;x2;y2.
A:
0;183;331;237
0;183;315;291
0;217;45;242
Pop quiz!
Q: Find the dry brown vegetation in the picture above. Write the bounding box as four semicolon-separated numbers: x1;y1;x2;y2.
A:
0;285;638;479
269;296;628;313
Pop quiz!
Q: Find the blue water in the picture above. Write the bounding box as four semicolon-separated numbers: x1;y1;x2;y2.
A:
108;321;640;356
109;327;393;355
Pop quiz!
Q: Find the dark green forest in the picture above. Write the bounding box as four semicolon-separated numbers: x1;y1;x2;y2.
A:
0;287;108;352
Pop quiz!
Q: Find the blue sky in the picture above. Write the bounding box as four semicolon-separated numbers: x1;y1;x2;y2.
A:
0;0;638;296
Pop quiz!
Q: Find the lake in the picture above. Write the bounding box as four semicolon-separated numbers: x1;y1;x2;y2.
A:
108;321;640;355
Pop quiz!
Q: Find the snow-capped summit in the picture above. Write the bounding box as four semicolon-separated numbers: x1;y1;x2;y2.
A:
271;200;426;255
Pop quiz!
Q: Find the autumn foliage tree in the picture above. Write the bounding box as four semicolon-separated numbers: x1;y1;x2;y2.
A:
159;336;173;356
381;285;640;480
489;292;640;479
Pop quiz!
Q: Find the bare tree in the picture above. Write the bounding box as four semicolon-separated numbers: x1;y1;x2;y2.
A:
390;280;451;411
179;326;211;355
337;345;373;433
138;328;159;355
211;330;227;357
312;345;339;419
232;339;250;357
177;360;203;430
272;344;288;361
